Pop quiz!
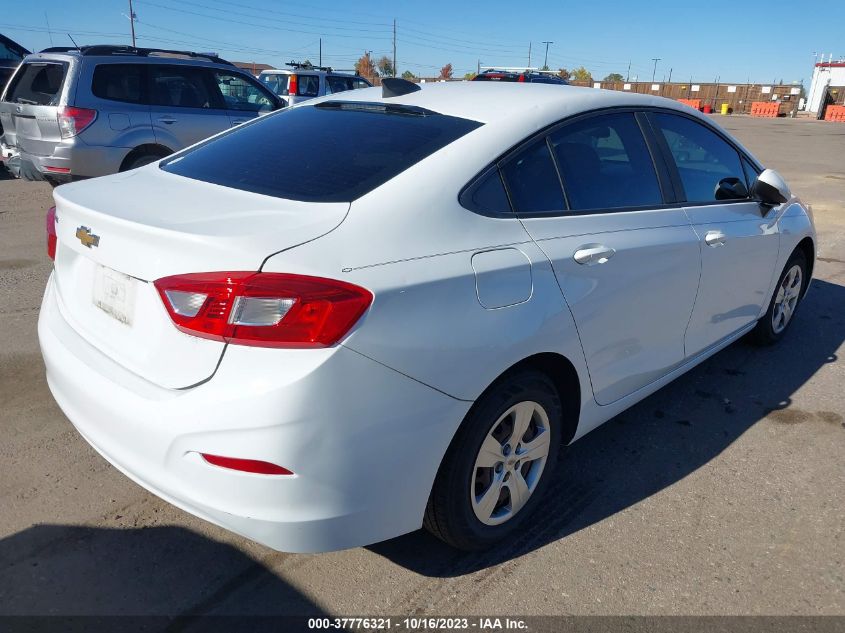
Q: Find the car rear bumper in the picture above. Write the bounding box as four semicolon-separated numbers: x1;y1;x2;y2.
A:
39;274;470;552
17;142;128;180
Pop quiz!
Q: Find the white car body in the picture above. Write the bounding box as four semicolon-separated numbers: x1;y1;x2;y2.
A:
38;82;816;552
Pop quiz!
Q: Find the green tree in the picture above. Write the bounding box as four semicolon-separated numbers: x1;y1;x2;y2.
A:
603;72;624;82
377;55;394;77
401;70;416;80
464;71;477;80
439;63;453;79
571;66;593;82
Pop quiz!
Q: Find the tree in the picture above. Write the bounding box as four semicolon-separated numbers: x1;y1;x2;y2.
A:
401;70;416;80
355;52;376;79
377;55;394;77
557;67;571;80
464;71;476;80
603;72;624;82
541;64;550;72
439;63;453;80
571;66;592;82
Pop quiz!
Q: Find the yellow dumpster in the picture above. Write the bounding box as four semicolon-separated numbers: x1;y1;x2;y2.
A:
720;103;730;115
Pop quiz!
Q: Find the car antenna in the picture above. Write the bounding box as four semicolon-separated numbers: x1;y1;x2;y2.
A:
382;77;421;98
67;33;79;48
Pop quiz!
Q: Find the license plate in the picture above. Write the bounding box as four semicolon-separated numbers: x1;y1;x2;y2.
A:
92;265;136;326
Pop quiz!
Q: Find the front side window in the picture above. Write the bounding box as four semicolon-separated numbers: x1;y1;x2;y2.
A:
6;62;67;105
150;65;214;109
500;139;566;213
161;102;482;202
549;112;662;211
92;64;144;103
214;71;275;112
654;113;747;203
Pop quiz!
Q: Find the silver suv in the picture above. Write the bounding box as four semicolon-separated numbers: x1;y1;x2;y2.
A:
258;62;371;107
0;45;282;183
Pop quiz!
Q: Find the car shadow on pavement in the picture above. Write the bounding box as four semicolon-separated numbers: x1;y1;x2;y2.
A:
370;278;845;577
0;524;325;629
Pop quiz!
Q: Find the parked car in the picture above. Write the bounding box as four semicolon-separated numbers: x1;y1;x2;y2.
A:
0;33;29;157
258;62;372;106
38;80;815;553
0;45;282;184
473;67;569;84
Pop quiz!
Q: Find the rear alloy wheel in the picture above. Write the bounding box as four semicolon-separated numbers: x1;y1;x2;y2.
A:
424;370;562;550
750;249;808;345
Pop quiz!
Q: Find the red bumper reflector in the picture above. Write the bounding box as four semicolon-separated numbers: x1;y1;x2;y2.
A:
201;453;293;475
46;206;57;260
44;166;71;173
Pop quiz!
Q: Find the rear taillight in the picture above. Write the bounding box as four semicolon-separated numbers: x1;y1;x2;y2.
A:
154;272;373;348
46;206;57;260
288;74;298;96
57;106;97;138
518;74;526;83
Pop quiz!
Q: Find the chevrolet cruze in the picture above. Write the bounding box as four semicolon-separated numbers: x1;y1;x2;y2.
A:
38;80;816;552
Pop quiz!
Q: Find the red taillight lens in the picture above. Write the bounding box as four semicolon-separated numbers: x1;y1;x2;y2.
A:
288;74;298;96
518;73;526;83
201;454;293;475
57;106;97;138
154;272;373;348
46;206;57;260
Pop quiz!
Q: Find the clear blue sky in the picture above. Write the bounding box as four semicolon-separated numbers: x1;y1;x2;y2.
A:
4;0;843;84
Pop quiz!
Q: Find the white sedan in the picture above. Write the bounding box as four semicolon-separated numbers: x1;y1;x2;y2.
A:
39;80;816;552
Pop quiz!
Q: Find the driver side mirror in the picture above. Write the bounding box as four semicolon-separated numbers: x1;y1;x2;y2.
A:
751;169;790;206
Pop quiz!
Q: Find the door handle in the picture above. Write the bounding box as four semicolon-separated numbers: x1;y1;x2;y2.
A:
704;230;727;247
157;117;177;124
573;245;616;265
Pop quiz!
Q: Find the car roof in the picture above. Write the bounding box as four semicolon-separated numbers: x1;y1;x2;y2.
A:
316;81;701;126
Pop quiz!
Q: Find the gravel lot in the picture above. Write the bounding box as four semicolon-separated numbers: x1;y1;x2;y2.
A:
0;116;843;620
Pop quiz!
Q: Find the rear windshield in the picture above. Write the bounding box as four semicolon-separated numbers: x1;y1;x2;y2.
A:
160;102;482;202
6;61;68;105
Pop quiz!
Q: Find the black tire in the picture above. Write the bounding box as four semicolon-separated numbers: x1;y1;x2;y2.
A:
122;152;165;171
749;249;808;346
424;370;562;551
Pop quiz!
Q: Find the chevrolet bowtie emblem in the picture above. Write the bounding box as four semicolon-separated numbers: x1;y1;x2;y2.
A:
75;226;100;248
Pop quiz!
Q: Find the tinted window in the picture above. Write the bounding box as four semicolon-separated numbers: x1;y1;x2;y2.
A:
150;65;214;109
460;168;511;214
549;112;662;211
0;40;26;61
214;71;275;112
297;74;319;97
325;76;353;94
501;139;565;213
741;156;759;190
161;103;482;202
92;64;144;103
7;62;67;105
654;113;745;203
352;78;371;90
260;73;289;96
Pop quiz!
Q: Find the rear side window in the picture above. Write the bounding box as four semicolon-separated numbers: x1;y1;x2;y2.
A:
352;78;371;90
161;102;482;202
653;113;746;203
460;167;511;214
6;62;67;105
549;112;662;211
500;139;566;213
92;64;144;103
150;65;215;109
297;75;319;97
326;76;353;94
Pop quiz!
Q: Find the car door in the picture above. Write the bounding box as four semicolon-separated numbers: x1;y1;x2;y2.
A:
210;69;278;127
502;111;701;405
647;111;780;357
148;64;230;149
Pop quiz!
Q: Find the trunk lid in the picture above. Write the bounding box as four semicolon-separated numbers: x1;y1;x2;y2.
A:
1;59;69;154
51;167;349;389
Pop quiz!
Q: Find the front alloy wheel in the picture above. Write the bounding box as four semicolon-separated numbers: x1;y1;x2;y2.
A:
424;370;562;550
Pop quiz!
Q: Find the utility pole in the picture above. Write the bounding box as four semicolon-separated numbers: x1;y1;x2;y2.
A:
541;41;553;69
528;42;532;68
128;0;136;47
667;67;672;83
319;38;322;67
651;57;661;82
392;19;397;77
626;60;631;82
477;59;480;75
